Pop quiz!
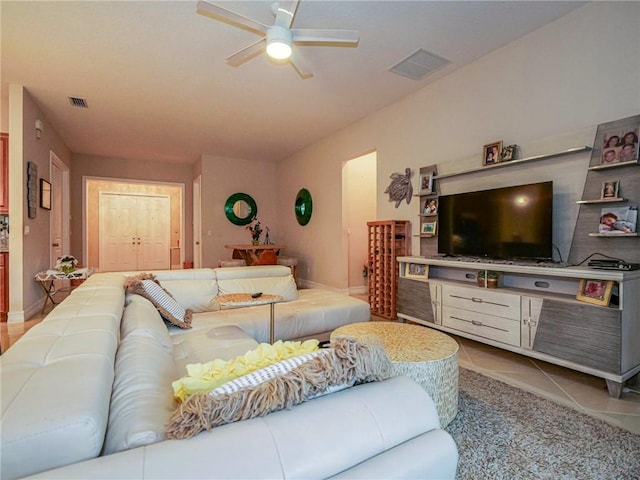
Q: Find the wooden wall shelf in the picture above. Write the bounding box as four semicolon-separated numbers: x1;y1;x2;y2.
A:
588;160;639;171
435;146;591;180
577;198;627;204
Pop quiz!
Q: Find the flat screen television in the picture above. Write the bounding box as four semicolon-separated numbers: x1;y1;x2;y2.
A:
437;181;553;261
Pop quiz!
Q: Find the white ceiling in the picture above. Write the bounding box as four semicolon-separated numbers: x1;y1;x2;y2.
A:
1;1;585;164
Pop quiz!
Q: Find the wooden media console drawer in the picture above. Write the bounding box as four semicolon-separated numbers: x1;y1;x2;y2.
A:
442;305;521;347
442;284;520;320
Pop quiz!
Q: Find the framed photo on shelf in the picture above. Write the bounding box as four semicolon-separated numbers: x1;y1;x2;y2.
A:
576;279;614;306
598;206;637;234
592;115;639;166
483;141;503;166
423;198;438;215
419;172;433;195
405;263;428;279
421;220;437;236
40;179;51;210
600;180;619;199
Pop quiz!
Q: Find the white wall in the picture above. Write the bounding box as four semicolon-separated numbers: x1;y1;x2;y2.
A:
276;2;640;289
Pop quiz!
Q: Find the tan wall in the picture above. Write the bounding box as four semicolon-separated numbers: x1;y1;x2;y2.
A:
8;86;71;320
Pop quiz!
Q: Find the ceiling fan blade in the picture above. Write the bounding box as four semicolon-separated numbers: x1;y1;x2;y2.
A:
226;38;266;67
291;29;359;44
274;0;299;29
290;54;313;80
197;0;268;35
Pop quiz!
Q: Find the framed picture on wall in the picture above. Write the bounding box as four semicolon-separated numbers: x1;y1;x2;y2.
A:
576;279;614;306
40;179;51;210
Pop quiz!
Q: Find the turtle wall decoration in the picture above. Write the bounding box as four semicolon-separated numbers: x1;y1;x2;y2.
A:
384;168;413;208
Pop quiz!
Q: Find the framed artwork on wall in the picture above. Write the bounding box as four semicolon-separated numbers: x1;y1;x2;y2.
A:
40;179;51;210
27;161;38;219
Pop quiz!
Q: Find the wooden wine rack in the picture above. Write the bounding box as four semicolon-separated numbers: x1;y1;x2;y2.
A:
367;220;411;320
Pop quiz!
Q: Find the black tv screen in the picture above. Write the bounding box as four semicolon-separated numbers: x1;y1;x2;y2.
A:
437;181;553;261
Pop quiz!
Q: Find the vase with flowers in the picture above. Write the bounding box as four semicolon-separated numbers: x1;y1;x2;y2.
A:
246;217;263;245
56;255;78;274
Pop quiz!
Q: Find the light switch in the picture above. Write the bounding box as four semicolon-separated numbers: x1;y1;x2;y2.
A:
24;226;30;235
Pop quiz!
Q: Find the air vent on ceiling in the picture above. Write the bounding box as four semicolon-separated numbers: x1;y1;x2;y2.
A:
68;97;88;108
389;49;450;80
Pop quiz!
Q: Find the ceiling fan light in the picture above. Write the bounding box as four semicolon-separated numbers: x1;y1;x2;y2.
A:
267;40;292;59
266;25;292;60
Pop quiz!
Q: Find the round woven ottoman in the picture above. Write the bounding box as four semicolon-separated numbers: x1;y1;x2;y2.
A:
331;322;459;427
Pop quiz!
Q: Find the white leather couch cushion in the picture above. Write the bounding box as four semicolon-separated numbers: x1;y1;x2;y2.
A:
158;279;219;313
104;334;177;455
216;266;298;302
183;288;370;344
0;315;120;480
122;294;173;352
172;325;259;372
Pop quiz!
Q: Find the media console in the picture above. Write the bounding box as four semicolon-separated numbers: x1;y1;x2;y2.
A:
396;256;640;398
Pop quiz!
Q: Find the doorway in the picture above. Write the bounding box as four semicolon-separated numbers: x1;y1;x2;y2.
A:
342;151;377;295
49;152;69;266
99;193;171;272
84;178;183;272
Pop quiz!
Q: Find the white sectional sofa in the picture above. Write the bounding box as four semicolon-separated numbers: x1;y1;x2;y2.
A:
0;266;458;479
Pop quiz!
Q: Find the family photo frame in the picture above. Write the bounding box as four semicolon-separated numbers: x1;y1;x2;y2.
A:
423;198;438;215
483;141;503;166
600;180;619;199
405;262;428;279
592;115;640;166
576;279;614;306
419;172;433;195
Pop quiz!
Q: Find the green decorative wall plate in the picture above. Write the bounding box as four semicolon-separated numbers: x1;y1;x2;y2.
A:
224;192;257;226
295;188;312;226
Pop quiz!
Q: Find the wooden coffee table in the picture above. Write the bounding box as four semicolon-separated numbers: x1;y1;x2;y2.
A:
214;293;283;343
331;321;459;427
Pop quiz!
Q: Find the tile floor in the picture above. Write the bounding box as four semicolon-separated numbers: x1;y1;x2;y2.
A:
3;292;639;435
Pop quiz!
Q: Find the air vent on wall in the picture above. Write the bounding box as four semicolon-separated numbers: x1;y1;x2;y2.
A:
389;49;450;80
68;97;88;108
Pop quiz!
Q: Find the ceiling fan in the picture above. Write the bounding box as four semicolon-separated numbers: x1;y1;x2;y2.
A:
196;0;359;79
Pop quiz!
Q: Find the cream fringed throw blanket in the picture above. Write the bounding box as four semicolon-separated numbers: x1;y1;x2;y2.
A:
166;337;391;439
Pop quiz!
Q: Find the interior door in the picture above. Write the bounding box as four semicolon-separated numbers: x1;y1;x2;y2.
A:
100;193;138;272
50;161;63;265
137;195;170;271
99;193;171;272
193;176;202;268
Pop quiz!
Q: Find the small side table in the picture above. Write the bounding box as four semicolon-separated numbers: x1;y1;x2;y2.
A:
331;321;459;427
35;268;94;314
214;293;283;343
